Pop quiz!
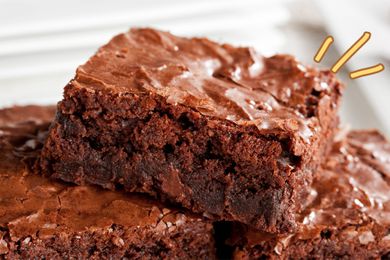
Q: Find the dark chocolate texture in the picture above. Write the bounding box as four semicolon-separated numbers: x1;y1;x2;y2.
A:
40;28;343;233
228;130;390;259
0;106;215;259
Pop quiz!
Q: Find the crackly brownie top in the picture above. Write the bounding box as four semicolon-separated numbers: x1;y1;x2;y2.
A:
235;129;390;252
0;106;201;242
73;28;342;145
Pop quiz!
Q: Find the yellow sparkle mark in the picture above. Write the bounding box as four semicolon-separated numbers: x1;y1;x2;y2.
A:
314;31;384;79
331;32;371;73
350;63;384;79
314;36;334;63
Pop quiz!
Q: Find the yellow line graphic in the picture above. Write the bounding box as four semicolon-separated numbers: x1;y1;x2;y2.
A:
314;36;334;63
331;32;371;73
350;63;384;79
314;31;384;79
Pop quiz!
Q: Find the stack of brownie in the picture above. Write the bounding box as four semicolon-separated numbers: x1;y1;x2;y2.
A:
1;28;390;259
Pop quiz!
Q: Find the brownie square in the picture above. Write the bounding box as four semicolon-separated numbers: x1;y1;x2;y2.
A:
0;106;215;259
39;28;343;233
225;130;390;258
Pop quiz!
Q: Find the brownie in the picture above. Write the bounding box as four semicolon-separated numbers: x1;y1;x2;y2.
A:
225;130;390;259
39;28;344;233
0;106;215;259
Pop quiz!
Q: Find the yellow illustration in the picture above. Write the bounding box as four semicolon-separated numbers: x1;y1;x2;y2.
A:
314;32;384;79
314;36;334;63
350;64;385;79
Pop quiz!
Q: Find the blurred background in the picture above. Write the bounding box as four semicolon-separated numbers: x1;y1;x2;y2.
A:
0;0;389;135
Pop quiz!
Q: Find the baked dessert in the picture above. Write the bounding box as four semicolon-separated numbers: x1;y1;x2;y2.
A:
225;130;390;259
0;106;215;259
39;28;344;233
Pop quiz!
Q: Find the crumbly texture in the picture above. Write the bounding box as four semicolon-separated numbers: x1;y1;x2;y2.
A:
0;106;215;259
39;28;343;233
226;130;390;259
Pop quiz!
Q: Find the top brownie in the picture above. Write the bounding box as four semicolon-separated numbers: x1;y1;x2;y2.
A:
40;28;343;233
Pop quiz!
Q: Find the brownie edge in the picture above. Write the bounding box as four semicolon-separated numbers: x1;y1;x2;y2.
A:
0;105;216;259
227;130;390;259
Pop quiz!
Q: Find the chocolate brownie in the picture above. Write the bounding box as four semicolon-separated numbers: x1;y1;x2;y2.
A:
225;130;390;259
39;28;344;233
0;106;215;259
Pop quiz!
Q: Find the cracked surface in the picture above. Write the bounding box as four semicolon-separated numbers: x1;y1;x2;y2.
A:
226;130;390;259
0;105;215;259
39;28;343;233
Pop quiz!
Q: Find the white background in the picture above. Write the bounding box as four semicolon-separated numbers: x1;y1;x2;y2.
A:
0;0;389;135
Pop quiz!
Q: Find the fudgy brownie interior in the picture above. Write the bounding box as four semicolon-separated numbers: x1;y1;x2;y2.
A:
0;105;215;259
223;130;390;259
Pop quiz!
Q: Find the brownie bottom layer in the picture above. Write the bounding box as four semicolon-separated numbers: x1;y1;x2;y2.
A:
2;223;214;259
